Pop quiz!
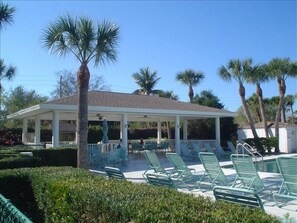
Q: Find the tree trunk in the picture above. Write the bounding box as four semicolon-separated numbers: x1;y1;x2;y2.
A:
77;63;90;169
274;78;286;153
256;84;268;138
188;86;193;102
239;83;259;139
166;121;171;139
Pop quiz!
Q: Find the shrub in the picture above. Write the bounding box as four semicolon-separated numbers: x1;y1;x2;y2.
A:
0;167;279;223
0;148;77;169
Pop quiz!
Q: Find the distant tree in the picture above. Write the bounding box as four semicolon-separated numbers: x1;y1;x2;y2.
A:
285;94;296;124
218;58;259;140
192;90;224;108
42;15;119;169
51;70;111;99
0;59;16;110
0;2;17;111
267;58;297;153
2;86;48;128
132;67;161;95
176;69;204;102
0;2;15;30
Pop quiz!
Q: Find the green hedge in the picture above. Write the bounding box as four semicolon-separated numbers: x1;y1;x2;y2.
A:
0;148;77;169
0;167;279;223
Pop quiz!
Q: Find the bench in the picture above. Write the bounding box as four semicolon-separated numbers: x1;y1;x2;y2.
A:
145;173;176;189
213;186;264;209
104;166;126;180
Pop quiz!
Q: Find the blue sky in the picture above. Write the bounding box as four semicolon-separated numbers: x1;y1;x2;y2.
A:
2;0;297;112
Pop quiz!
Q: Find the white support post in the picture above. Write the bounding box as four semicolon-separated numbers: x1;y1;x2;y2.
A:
215;117;221;145
22;119;28;144
122;114;128;153
34;116;41;145
157;121;162;144
175;116;181;154
183;120;188;140
52;111;60;147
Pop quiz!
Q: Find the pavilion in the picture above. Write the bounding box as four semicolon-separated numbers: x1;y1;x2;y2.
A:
7;91;236;154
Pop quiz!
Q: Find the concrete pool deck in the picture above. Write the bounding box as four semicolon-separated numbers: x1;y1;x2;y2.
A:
90;152;297;222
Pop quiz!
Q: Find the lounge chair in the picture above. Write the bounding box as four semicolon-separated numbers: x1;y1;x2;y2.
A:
213;186;264;210
104;166;126;180
198;152;232;190
231;154;269;193
227;141;237;154
273;156;297;207
180;142;196;160
166;153;201;190
205;142;225;158
143;150;170;177
145;173;177;189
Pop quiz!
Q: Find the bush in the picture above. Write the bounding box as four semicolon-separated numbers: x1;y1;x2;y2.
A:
0;148;77;169
0;167;279;223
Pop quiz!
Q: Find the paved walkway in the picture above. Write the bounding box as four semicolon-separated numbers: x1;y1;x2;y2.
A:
91;152;297;222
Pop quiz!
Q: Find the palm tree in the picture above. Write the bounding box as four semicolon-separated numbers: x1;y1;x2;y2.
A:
132;67;161;95
0;2;15;30
285;94;296;124
42;15;119;169
267;58;297;153
218;59;259;140
0;59;16;110
157;90;178;139
176;69;204;102
246;64;269;137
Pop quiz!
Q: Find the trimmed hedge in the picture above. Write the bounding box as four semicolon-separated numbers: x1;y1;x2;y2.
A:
0;148;77;169
0;167;279;223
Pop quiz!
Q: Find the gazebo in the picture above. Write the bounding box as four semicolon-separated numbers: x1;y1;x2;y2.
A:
7;91;236;154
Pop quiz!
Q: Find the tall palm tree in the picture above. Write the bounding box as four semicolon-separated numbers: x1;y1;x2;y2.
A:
0;2;15;30
42;15;119;169
176;69;204;102
132;67;161;95
285;94;296;124
0;59;16;110
218;59;259;140
246;64;269;137
267;58;297;153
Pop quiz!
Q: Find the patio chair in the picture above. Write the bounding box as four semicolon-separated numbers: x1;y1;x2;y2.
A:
227;141;237;154
104;166;126;180
231;154;269;193
273;156;297;207
198;152;232;190
143;150;171;178
213;186;264;210
180;142;196;160
166;153;201;190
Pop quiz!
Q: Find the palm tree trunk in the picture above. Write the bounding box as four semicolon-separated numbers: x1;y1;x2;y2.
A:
77;63;90;169
274;79;286;153
239;84;259;139
256;84;268;138
188;86;194;102
166;121;171;139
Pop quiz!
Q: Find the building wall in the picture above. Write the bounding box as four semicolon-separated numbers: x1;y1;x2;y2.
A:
237;126;297;153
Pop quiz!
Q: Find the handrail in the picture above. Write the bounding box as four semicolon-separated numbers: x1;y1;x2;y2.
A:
236;143;264;166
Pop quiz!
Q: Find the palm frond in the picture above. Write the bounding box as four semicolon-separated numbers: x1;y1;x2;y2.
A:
0;2;15;30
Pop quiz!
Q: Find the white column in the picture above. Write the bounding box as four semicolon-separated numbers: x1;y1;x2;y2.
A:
183;120;188;140
120;121;123;140
121;114;128;153
157;121;161;144
34;116;41;145
175;115;181;154
22;119;28;144
215;117;221;145
52;111;60;147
